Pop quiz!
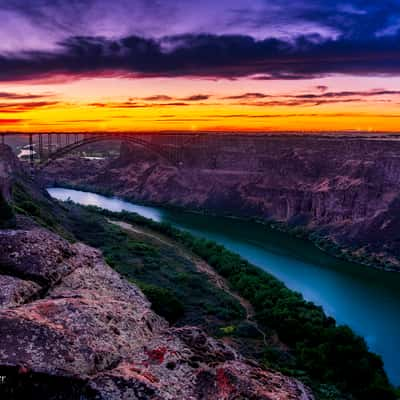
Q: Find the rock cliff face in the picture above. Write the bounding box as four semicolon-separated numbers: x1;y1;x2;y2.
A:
40;135;400;268
1;144;313;399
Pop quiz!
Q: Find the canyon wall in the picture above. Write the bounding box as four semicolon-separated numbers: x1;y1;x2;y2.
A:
41;135;400;268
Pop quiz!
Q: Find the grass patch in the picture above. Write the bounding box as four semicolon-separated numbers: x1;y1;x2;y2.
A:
136;282;184;324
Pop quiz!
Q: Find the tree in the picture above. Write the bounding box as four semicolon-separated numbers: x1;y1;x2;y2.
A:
0;192;15;228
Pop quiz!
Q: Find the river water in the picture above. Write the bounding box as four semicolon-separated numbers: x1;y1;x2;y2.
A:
48;187;400;384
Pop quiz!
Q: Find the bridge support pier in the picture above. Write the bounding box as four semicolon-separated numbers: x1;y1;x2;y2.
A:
48;134;52;156
38;134;43;162
29;133;34;166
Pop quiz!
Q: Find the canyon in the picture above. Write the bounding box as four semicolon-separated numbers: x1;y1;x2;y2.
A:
40;134;400;270
0;144;315;399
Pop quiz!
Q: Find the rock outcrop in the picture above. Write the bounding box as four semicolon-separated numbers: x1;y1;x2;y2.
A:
0;227;313;399
40;134;400;268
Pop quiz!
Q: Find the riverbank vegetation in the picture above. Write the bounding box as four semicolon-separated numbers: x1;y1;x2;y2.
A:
266;221;398;272
48;182;399;272
85;206;397;400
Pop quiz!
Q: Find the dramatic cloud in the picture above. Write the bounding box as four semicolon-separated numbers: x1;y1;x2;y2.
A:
0;1;399;83
1;30;400;82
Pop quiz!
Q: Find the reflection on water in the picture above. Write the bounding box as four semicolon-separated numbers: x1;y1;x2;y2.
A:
48;187;400;384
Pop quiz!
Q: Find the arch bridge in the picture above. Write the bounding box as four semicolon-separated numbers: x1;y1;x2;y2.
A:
0;132;204;168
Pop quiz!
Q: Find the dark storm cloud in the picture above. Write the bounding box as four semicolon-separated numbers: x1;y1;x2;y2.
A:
1;31;400;81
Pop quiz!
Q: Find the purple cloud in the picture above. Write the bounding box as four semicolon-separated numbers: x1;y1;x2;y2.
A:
0;1;399;82
0;32;400;82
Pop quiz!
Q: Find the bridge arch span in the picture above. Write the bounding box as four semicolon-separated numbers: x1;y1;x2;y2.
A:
39;134;179;168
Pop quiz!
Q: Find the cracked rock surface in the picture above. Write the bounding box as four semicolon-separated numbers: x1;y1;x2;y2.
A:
0;227;314;399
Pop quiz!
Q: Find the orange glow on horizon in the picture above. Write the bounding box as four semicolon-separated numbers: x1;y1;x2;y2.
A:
1;75;400;133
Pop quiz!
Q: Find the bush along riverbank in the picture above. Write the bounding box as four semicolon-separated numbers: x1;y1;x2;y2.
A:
77;205;397;400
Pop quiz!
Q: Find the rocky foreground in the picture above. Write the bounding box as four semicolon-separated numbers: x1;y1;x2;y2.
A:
40;134;400;270
0;226;313;399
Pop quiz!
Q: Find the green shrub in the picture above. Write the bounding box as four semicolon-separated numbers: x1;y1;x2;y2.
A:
220;325;236;335
0;192;15;228
19;200;41;217
137;283;184;324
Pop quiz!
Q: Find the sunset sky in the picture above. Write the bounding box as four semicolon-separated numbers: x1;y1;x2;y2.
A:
1;0;400;133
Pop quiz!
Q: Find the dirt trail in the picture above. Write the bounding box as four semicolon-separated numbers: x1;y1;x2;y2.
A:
108;219;268;345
